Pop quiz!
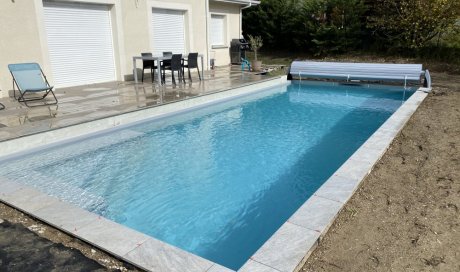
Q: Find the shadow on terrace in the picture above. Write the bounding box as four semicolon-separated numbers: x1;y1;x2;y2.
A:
0;66;272;142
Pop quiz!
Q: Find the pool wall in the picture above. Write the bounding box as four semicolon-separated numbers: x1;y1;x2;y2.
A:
0;80;431;272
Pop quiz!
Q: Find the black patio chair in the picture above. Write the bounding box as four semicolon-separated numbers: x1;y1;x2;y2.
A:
160;52;173;84
162;54;184;85
182;52;201;81
141;52;157;83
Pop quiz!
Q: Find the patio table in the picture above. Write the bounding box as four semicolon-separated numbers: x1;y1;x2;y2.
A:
132;54;204;85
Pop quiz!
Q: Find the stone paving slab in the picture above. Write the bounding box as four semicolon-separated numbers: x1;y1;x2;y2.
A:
239;260;280;272
33;201;100;233
123;238;214;272
249;222;320;272
313;175;359;204
288;196;343;232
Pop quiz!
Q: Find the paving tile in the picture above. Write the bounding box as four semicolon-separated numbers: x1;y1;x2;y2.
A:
333;158;373;182
238;260;280;272
123;238;213;272
2;186;61;213
76;217;149;257
207;264;235;272
314;175;359;204
349;145;384;164
33;201;100;233
0;177;25;196
288;196;342;232
251;222;319;272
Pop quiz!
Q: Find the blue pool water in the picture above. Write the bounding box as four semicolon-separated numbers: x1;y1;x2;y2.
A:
0;81;414;269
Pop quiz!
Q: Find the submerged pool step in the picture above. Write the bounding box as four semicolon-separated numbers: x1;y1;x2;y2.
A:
0;129;145;173
5;170;107;213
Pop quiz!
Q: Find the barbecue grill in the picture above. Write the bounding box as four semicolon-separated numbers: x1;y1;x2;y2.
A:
230;38;250;64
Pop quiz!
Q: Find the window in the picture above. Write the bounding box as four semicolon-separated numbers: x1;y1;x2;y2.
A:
210;14;226;47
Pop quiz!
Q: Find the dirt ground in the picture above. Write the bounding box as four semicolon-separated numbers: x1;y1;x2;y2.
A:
0;72;458;272
0;204;138;271
0;219;106;271
302;72;460;271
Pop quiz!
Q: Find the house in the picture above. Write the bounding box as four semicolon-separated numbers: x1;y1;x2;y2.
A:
0;0;259;95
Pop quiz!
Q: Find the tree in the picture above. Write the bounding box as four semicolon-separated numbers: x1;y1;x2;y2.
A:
243;0;307;50
248;35;264;61
302;0;368;55
368;0;460;49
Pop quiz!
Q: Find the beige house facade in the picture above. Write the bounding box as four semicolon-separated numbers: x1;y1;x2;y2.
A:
0;0;259;95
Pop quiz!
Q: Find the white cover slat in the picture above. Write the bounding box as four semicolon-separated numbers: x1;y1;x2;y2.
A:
290;61;423;82
43;2;116;88
210;15;225;46
152;9;185;55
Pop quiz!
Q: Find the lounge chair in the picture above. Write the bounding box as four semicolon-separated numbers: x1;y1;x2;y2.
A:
8;63;58;106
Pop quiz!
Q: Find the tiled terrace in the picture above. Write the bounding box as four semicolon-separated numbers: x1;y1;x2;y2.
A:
0;66;273;142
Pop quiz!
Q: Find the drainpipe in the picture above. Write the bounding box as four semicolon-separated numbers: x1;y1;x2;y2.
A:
205;0;210;70
240;1;252;38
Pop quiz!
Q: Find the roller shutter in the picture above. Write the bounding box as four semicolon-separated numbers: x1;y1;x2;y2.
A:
152;9;186;55
43;2;116;87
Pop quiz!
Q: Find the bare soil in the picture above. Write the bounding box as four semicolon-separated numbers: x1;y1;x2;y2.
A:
0;204;139;271
0;219;105;271
302;72;460;271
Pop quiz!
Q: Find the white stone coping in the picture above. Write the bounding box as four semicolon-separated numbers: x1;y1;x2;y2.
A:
239;89;428;272
0;83;428;272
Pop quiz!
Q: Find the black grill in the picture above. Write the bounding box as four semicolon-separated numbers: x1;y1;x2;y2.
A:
230;38;250;64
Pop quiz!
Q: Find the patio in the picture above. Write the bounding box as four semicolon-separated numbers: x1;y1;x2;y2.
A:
0;66;274;142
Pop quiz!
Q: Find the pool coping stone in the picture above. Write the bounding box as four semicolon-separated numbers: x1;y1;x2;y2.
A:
0;82;429;272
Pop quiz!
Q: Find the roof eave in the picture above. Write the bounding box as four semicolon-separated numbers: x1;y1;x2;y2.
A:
210;0;260;6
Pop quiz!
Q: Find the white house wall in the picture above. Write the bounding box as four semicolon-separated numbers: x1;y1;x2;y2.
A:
209;1;241;67
0;0;247;97
0;1;45;98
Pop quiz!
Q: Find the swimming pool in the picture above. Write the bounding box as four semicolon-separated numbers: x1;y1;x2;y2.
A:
0;81;415;270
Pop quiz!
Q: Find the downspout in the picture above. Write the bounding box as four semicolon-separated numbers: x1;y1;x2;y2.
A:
205;0;210;70
240;1;252;38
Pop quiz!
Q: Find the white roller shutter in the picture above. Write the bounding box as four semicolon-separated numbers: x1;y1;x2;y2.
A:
152;9;186;55
43;2;116;88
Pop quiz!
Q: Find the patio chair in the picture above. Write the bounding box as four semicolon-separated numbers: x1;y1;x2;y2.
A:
162;54;184;85
141;52;157;83
182;53;201;81
160;52;173;84
8;63;58;107
0;102;4;110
